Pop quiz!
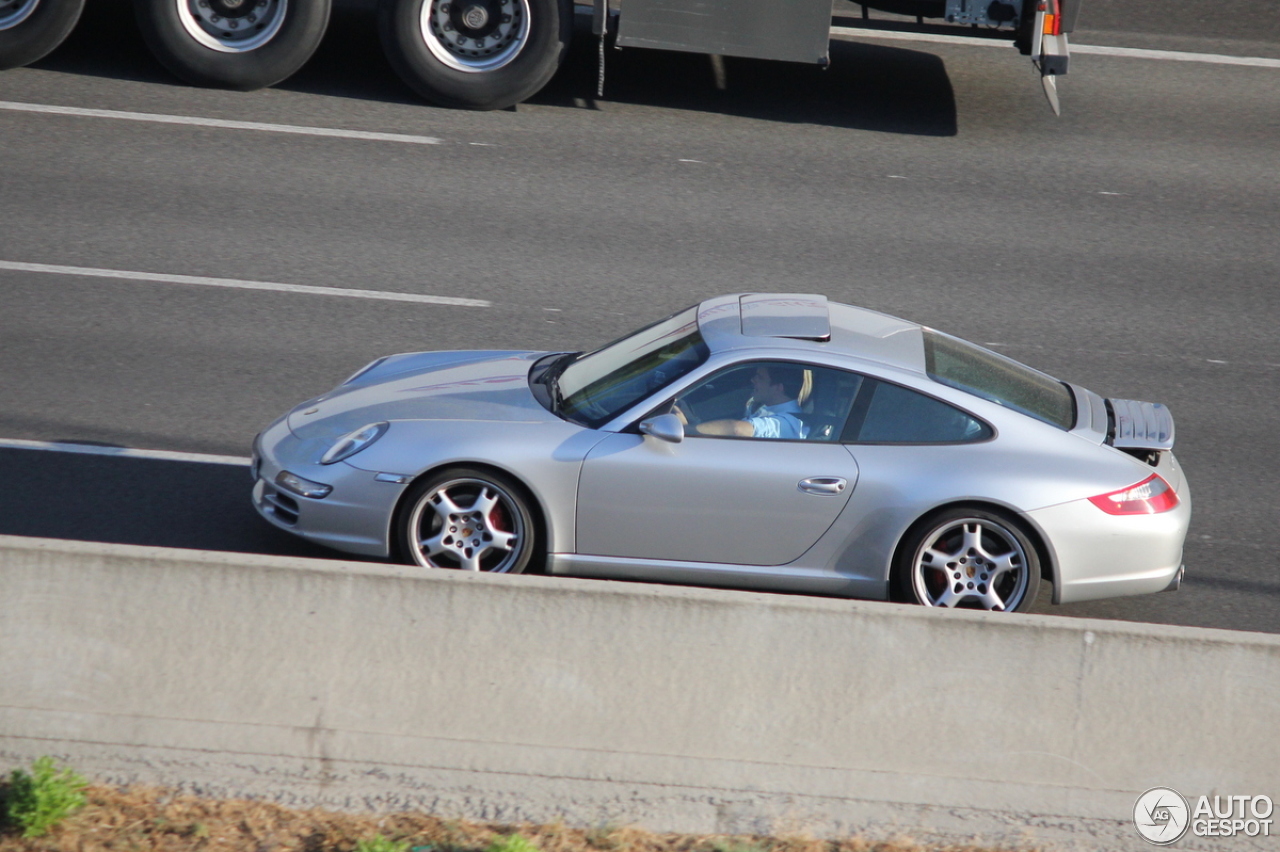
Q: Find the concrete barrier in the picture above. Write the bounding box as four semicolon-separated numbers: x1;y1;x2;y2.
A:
1;534;1276;850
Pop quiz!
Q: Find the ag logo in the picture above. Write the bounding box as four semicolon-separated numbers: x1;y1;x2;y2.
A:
1135;787;1191;845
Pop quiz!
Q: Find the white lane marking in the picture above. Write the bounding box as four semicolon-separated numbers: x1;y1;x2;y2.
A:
0;100;444;145
985;341;1270;367
0;260;490;308
1071;43;1280;68
0;437;250;466
830;27;1280;68
831;26;1014;49
1;37;1270;154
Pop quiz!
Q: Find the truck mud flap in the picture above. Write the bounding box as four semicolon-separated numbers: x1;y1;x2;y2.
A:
1030;0;1070;114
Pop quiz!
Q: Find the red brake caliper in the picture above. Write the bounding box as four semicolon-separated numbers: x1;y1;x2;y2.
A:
488;500;509;537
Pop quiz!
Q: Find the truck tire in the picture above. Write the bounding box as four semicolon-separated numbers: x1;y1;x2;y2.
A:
135;0;330;91
0;0;85;70
378;0;570;110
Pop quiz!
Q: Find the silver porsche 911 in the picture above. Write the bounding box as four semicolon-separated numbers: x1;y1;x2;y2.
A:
252;293;1190;613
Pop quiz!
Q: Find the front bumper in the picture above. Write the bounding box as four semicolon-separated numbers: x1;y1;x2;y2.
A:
251;419;406;558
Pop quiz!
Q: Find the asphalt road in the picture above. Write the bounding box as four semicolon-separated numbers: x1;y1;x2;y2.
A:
0;2;1276;632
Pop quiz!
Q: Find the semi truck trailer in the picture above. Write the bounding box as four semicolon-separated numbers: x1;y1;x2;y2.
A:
0;0;1077;111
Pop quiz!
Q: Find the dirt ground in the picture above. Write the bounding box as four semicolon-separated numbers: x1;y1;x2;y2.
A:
0;786;1025;852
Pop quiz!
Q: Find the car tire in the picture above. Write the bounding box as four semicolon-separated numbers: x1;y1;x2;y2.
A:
377;0;571;110
396;466;537;573
134;0;330;91
0;0;85;70
893;507;1041;613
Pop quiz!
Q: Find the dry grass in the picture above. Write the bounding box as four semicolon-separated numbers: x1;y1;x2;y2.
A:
0;786;1031;852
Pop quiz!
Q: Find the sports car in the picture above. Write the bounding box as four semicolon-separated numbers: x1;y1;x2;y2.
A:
251;293;1190;612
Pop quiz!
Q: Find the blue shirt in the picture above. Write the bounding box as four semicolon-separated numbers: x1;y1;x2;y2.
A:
745;399;808;440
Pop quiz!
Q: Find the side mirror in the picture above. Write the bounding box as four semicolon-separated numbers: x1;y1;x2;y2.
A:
639;413;685;444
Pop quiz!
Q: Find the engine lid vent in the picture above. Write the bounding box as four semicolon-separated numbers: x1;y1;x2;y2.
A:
1107;398;1175;451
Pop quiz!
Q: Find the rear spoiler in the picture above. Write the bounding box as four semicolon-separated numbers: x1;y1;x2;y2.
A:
1106;398;1175;452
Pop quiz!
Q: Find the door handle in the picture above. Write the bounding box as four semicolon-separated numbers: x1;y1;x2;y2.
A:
798;476;847;496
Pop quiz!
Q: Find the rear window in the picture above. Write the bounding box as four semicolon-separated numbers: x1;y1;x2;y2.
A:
923;330;1075;430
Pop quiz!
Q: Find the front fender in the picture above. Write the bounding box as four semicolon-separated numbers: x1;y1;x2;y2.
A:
345;419;608;555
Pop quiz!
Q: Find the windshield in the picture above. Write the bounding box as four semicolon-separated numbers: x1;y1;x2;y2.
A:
558;306;710;428
923;329;1075;429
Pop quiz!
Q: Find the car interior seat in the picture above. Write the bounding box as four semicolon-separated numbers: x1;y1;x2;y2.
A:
801;370;863;441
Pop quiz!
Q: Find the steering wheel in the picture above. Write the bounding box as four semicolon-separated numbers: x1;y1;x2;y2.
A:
670;397;699;426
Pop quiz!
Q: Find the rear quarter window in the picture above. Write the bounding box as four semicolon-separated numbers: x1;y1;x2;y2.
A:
846;380;991;444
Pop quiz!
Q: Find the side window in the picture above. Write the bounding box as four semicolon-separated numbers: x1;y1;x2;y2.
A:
801;368;862;442
663;362;861;442
847;380;991;444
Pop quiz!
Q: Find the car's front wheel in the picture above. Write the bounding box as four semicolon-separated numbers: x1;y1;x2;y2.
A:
397;467;536;573
894;508;1041;613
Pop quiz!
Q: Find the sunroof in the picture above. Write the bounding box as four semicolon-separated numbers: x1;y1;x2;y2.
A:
739;294;830;340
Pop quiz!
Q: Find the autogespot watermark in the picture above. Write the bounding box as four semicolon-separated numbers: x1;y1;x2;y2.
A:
1134;787;1274;845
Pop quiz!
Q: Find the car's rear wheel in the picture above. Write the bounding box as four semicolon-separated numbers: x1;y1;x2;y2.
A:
894;508;1040;613
397;467;535;573
0;0;85;70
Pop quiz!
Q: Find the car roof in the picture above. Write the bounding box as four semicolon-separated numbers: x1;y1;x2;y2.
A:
696;293;926;373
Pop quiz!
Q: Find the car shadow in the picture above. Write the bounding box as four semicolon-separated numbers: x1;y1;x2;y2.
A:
0;448;347;560
32;3;958;136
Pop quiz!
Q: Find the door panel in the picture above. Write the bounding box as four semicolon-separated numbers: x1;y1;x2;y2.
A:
577;432;859;566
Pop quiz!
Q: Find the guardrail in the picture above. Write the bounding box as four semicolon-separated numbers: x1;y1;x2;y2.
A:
1;535;1275;850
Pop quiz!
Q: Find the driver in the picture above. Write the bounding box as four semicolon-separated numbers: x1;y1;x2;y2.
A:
677;365;809;439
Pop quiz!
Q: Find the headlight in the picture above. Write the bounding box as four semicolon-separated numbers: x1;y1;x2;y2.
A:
276;470;333;499
320;421;389;465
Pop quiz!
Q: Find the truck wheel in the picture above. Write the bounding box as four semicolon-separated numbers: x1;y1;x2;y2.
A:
0;0;85;70
134;0;330;91
378;0;570;110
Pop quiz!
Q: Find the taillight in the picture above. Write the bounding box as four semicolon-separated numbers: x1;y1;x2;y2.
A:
1040;0;1062;35
1088;474;1179;515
